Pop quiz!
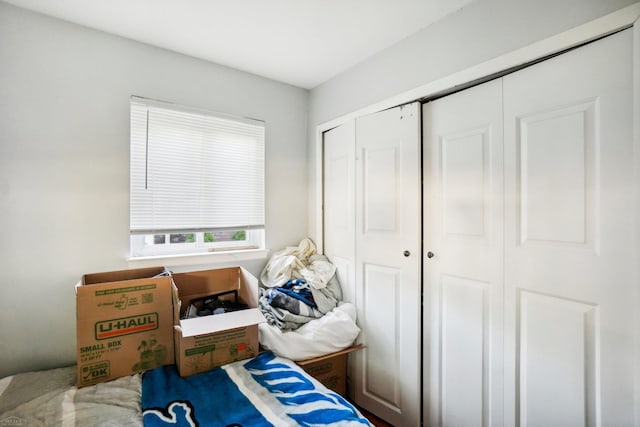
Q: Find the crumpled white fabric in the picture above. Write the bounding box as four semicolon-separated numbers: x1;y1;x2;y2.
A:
260;238;316;288
261;238;339;290
299;255;337;290
258;302;360;361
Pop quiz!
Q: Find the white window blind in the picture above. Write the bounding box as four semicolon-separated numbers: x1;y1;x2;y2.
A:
130;97;265;234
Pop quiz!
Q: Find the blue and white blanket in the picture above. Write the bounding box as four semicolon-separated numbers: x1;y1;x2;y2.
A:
142;352;372;427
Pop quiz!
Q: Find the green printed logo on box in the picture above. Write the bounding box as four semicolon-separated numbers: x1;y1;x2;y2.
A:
81;360;110;384
185;345;216;356
305;362;333;376
95;313;159;340
95;283;156;296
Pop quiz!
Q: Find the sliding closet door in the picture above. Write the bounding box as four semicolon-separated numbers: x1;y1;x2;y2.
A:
423;79;504;427
323;121;356;305
503;30;635;427
353;102;422;426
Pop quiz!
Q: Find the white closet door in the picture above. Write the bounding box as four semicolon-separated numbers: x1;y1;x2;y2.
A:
503;30;635;427
423;78;505;427
353;102;422;426
323;121;357;305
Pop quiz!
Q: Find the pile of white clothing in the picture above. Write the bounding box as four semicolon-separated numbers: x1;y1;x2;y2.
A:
259;238;343;331
258;238;360;360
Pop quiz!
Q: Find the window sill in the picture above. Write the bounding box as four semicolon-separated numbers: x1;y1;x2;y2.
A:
127;248;269;269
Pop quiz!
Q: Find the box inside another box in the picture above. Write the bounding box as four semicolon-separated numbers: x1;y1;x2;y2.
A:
172;266;266;377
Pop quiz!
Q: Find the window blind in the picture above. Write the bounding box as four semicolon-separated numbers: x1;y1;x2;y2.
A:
130;98;265;234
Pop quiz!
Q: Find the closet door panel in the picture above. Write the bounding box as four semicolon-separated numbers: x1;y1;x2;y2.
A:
354;102;422;427
423;78;504;427
518;291;598;427
442;130;487;237
361;263;401;406
323;121;356;304
363;146;399;232
440;275;488;427
503;29;634;427
518;101;595;245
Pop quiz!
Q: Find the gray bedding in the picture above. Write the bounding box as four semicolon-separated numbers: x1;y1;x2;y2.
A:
0;366;142;426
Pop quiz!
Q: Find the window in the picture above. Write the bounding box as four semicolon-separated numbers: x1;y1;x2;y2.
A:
130;97;265;258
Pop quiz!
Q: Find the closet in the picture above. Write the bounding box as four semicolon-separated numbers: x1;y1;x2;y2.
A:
322;27;637;427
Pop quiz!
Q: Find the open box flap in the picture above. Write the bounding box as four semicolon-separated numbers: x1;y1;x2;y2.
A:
178;308;266;338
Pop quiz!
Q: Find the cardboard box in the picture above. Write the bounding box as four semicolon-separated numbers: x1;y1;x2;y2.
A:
75;266;175;387
172;267;266;377
296;345;364;396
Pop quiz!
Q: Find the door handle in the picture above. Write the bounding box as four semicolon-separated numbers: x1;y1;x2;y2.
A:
427;251;435;259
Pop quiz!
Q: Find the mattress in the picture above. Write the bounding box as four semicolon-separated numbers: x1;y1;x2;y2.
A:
0;352;372;426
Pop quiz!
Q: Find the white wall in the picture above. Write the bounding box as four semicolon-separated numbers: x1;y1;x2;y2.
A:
307;0;638;243
0;2;309;377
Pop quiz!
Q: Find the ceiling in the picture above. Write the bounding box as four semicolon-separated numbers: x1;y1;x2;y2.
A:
3;0;473;89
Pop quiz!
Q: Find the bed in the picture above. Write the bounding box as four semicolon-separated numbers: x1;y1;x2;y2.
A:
0;351;372;426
